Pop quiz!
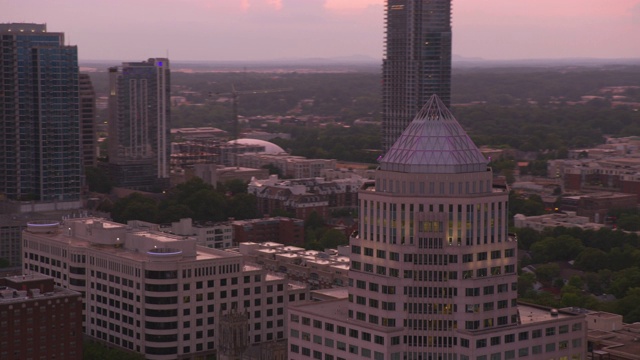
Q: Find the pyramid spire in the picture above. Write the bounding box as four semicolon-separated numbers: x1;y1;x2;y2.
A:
379;95;487;174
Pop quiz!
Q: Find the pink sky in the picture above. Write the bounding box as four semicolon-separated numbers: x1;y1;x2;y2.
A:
1;0;639;61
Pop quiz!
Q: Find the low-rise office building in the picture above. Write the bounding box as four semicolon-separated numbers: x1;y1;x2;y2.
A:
21;218;307;360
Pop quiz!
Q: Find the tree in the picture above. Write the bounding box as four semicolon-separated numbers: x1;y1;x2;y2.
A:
534;263;560;283
85;166;113;194
111;193;158;223
518;272;537;297
319;229;348;250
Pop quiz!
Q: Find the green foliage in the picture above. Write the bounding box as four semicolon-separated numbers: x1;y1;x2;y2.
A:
509;191;545;219
83;341;145;360
109;178;258;224
272;124;381;163
517;224;640;321
85;166;113;193
534;263;561;283
530;235;584;263
517;272;537;297
515;227;541;251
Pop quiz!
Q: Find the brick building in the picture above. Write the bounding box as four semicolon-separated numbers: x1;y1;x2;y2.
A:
0;274;83;360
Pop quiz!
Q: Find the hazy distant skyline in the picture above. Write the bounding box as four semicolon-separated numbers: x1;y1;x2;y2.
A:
2;0;639;62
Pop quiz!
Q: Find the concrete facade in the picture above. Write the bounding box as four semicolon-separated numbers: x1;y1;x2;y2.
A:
288;96;587;360
21;218;308;360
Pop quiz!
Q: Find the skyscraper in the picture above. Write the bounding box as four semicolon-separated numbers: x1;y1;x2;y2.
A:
382;0;452;151
288;96;587;360
0;23;81;203
79;73;97;169
107;58;170;191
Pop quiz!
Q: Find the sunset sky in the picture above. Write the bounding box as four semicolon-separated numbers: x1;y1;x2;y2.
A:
2;0;639;61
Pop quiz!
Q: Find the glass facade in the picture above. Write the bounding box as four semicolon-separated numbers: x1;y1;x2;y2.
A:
382;0;452;151
0;24;81;201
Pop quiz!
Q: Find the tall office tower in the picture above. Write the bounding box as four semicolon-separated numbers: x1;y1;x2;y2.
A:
108;58;170;191
0;23;81;203
79;73;97;169
382;0;452;151
288;96;587;360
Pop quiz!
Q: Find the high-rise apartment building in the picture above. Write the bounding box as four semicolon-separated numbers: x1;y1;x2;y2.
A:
22;217;307;360
79;73;97;169
382;1;452;151
0;23;81;203
108;58;170;191
288;96;587;360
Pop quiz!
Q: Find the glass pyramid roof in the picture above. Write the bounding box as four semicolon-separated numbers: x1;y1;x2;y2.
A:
380;95;487;174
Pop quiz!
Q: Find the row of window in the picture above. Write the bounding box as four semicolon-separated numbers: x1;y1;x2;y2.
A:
461;323;583;348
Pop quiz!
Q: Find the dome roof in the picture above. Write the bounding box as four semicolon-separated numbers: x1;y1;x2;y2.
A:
228;138;285;154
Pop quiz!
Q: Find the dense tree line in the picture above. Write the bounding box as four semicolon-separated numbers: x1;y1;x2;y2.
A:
100;178;257;224
514;226;640;322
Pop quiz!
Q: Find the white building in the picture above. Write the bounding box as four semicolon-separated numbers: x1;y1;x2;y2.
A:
22;218;307;360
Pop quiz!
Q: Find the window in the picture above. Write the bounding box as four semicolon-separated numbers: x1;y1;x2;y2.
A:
504;334;515;343
337;326;346;335
518;348;528;357
325;338;334;347
462;254;473;263
364;247;373;256
559;325;569;334
352;245;361;254
532;329;542;338
532;345;542;355
325;323;334;332
505;248;515;257
477;252;487;261
491;250;501;259
546;327;555;336
483;286;494;295
376;249;386;259
490;336;500;346
461;338;469;348
518;332;528;341
364;263;373;272
476;339;487;348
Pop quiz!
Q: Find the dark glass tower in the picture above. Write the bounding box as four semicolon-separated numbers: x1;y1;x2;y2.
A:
0;23;81;202
382;0;452;151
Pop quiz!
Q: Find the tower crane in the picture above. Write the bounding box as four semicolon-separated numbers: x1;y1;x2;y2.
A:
209;86;292;142
209;86;292;167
